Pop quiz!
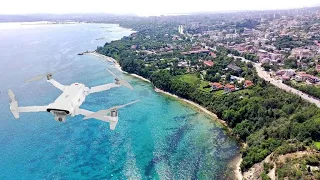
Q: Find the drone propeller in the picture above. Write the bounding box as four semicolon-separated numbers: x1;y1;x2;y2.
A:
24;67;69;83
24;73;49;83
106;68;134;90
8;89;19;118
8;89;16;102
83;100;140;120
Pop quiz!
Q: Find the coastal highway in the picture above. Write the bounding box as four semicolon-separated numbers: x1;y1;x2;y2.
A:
233;55;320;108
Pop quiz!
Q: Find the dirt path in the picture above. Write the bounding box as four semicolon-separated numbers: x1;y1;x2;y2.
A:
268;164;276;180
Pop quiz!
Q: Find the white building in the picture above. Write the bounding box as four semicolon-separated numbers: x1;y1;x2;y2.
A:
178;25;184;35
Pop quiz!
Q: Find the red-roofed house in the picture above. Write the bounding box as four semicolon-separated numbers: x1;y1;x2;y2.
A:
210;52;217;58
244;80;254;88
281;76;291;81
203;60;214;67
224;84;236;93
211;82;223;90
295;72;312;82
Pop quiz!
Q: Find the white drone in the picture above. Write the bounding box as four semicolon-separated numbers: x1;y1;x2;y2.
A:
8;68;139;130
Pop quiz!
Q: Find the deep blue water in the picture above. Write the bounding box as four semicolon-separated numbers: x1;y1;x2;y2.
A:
0;22;239;179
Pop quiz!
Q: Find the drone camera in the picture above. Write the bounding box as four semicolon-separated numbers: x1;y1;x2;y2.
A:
46;73;52;80
51;110;67;122
115;78;120;85
110;109;118;117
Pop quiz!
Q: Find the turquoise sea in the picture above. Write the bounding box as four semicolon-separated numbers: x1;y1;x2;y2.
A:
0;22;239;179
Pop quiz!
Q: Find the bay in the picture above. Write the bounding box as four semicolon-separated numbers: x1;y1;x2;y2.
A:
0;22;238;179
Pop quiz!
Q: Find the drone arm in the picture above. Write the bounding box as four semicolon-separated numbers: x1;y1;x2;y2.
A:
8;89;48;118
77;109;94;116
18;106;48;112
93;116;118;130
78;108;118;130
10;104;48;119
88;83;120;94
47;79;66;91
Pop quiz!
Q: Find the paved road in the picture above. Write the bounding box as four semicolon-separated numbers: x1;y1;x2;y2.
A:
233;55;320;108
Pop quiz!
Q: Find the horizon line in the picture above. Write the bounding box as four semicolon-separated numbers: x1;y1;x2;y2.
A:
0;5;319;17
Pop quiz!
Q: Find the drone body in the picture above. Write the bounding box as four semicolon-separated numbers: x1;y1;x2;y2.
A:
9;69;138;130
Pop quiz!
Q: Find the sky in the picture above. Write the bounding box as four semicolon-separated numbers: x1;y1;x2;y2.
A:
0;0;319;16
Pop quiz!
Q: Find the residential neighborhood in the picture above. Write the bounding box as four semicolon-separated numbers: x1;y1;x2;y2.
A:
95;7;320;180
118;8;320;99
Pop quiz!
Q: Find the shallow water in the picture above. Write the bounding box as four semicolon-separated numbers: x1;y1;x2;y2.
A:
0;22;239;179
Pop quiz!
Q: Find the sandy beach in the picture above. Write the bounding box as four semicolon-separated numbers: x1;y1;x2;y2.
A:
85;52;116;63
130;74;151;83
85;52;124;72
232;154;243;180
86;52;151;83
88;52;243;179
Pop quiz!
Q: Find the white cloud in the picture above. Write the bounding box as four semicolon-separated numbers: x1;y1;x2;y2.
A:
0;0;319;16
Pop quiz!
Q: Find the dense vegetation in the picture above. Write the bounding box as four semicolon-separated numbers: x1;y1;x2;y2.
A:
284;81;320;99
97;22;320;172
235;19;260;29
243;53;259;62
274;36;314;50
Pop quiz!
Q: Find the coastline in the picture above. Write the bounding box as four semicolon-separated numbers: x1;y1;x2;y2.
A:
86;52;152;83
130;74;151;83
85;51;117;63
89;50;230;128
232;154;243;180
87;51;243;180
85;52;125;72
154;88;230;130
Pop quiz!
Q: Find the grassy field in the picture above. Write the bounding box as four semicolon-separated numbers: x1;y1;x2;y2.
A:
199;81;211;92
315;142;320;150
213;90;224;96
178;74;212;92
177;74;260;95
234;89;251;95
178;74;200;85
